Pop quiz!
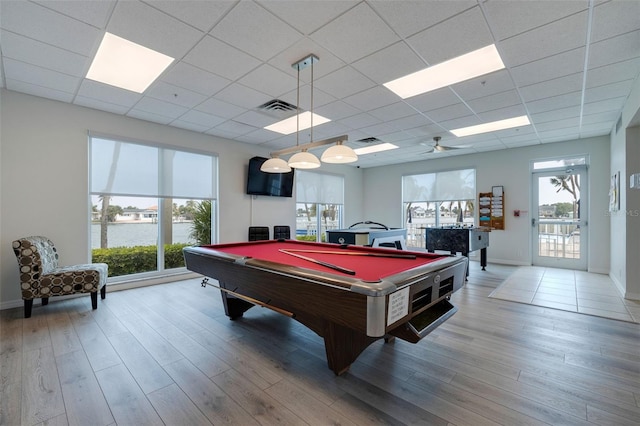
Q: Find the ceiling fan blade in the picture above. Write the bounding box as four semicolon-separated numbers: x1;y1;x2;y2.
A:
435;144;459;151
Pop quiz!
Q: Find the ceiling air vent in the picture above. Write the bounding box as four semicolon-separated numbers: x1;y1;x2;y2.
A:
357;137;380;144
257;99;299;120
258;99;298;113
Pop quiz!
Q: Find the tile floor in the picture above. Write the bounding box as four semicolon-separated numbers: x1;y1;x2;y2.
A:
489;266;640;323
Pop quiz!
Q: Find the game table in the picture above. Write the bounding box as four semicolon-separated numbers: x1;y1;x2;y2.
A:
183;240;467;375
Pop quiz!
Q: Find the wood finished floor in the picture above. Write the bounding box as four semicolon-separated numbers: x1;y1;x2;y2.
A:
2;261;639;426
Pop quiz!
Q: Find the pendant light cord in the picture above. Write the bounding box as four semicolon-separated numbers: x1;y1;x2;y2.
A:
310;59;314;143
296;65;300;147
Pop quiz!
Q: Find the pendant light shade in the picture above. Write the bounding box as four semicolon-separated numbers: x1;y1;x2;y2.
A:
321;143;358;164
261;157;291;173
288;151;321;169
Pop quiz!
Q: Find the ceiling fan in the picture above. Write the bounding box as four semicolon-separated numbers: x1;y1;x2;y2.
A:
420;136;463;153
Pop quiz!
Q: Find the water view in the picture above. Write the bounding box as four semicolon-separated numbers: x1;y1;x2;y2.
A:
91;222;194;248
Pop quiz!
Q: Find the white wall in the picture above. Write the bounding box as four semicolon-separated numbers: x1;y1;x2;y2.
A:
0;90;363;308
362;136;611;272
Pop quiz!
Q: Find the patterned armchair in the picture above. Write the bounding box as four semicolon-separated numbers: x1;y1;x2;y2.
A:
12;236;108;318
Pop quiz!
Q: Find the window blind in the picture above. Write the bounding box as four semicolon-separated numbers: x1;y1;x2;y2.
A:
90;136;217;199
402;169;475;202
296;170;344;204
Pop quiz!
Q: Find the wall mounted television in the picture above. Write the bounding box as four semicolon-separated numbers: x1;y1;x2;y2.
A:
246;156;295;197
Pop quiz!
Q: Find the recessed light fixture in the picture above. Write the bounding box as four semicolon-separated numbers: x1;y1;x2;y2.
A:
264;111;331;135
86;32;174;93
450;115;531;137
353;143;398;155
383;45;505;99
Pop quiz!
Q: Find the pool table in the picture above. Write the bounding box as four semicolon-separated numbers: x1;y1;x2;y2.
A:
183;240;467;375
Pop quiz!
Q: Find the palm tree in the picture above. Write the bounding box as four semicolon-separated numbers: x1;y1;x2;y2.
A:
550;175;580;218
189;200;212;244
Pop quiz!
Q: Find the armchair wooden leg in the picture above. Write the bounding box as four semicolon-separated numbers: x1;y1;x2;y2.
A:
42;297;49;306
100;285;106;300
91;291;98;309
24;299;33;318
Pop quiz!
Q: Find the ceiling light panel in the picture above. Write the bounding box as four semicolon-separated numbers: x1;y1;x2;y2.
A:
86;32;174;93
353;143;399;155
383;45;505;99
264;111;331;135
451;115;531;137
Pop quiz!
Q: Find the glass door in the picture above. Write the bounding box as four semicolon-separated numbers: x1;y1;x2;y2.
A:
532;166;587;270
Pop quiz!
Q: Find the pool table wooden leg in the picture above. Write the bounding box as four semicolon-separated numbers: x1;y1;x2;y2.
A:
322;321;379;376
220;290;254;319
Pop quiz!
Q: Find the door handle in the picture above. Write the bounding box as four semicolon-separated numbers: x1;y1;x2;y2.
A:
531;218;536;227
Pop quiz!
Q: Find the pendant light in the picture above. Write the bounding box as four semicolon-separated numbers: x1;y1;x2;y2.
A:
288;55;320;169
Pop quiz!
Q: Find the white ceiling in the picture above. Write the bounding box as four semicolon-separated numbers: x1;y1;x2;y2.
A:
1;0;639;168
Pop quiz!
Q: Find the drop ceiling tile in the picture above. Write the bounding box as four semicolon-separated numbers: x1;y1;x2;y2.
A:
526;92;582;114
169;120;212;133
195;97;247;119
484;0;587;41
127;109;173;125
579;122;614;136
453;70;515;101
0;0;101;55
314;101;361;121
5;78;74;103
440;115;483;132
213;120;259;136
477;104;528;122
233;110;281;128
588;30;640;69
134;97;189;119
310;2;399;63
33;0;115;27
407;6;493;65
0;30;90;77
357;122;397;138
368;102;417;122
404;87;460;113
519;73;584;102
369;0;476;39
466;90;522;113
538;129;580;142
210;1;301;62
160;62;231;97
582;97;627;115
584;80;635;104
591;0;640;43
107;1;204;58
425;103;474;122
74;96;131;115
586;58;640;88
283;85;336;110
352;41;427;84
3;58;79;94
502;138;541;149
535;117;580;132
214;83;273;110
338;113;381;130
510;48;586;87
342;86;399;112
260;0;358;35
581;111;619;125
77;80;143;108
315;66;376;99
238;64;298;99
176;110;226;128
146;0;235;32
531;106;581;124
183;36;262;81
399;123;441;138
499;10;588;68
146;82;207;108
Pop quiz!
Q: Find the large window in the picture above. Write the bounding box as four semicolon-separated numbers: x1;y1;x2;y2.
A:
295;170;344;242
402;168;476;248
89;135;217;279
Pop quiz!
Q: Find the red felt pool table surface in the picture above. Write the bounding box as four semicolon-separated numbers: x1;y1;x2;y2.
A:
199;240;450;282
